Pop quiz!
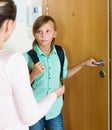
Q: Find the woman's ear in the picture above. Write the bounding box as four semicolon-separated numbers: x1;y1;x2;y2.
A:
5;20;12;34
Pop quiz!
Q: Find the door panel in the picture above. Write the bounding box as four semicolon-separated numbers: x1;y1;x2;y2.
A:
43;0;110;130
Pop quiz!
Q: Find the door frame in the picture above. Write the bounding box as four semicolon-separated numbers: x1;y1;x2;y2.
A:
110;0;112;129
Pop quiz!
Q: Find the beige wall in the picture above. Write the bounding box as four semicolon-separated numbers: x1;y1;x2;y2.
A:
4;0;42;53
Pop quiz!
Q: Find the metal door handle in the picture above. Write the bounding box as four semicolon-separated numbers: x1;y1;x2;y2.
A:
92;60;105;66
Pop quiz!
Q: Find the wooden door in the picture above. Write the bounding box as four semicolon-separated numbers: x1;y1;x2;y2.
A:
43;0;110;130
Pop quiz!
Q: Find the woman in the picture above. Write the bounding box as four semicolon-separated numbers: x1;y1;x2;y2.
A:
0;1;65;130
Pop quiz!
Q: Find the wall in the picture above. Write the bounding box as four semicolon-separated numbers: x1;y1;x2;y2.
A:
4;0;42;53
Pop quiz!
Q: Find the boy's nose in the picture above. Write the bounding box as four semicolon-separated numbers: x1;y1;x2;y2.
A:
41;32;46;38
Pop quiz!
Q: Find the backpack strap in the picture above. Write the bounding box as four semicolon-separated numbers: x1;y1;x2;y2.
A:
27;46;65;85
27;49;39;64
55;45;65;83
27;49;39;85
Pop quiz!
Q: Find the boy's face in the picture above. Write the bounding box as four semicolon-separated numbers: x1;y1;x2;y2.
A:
34;20;57;47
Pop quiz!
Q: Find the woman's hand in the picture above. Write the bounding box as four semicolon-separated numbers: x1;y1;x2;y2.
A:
53;85;65;98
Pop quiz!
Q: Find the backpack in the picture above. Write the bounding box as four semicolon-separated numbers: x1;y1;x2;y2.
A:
27;45;65;84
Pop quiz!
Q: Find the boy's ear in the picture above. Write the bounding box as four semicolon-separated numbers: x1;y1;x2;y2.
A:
53;31;57;38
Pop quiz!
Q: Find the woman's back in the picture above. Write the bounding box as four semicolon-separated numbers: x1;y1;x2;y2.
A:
0;50;29;130
0;50;62;130
0;1;65;129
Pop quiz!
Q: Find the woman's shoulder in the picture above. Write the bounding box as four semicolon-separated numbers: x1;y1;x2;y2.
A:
0;50;25;64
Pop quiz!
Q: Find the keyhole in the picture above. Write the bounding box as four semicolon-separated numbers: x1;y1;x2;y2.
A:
99;70;105;78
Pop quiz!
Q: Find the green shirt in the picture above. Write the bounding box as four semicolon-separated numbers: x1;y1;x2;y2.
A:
23;44;68;120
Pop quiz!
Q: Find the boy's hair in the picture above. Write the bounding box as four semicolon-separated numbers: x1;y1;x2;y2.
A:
0;0;17;28
32;15;57;47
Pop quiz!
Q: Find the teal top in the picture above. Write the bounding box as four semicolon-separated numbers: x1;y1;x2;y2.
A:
23;44;68;120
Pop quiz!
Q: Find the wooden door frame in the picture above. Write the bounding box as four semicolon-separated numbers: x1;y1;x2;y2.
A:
110;0;112;129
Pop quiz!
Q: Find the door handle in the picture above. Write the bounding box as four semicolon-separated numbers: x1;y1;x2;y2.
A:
92;59;105;66
92;59;105;78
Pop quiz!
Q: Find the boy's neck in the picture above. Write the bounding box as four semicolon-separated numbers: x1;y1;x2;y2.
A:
39;45;52;56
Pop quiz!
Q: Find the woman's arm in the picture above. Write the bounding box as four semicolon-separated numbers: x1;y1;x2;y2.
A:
8;53;64;126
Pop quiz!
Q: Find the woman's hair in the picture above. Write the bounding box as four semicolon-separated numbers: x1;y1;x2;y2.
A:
0;0;17;28
32;15;57;47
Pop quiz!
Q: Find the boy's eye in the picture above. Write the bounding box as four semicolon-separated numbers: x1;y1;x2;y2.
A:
36;30;41;34
46;30;51;33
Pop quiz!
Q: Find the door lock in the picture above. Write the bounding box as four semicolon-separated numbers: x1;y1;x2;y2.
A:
99;70;106;78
